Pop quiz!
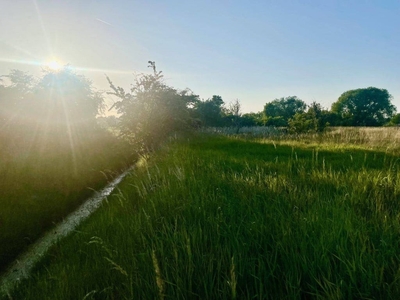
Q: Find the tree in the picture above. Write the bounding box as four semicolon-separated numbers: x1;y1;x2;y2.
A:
386;113;400;126
240;112;264;127
107;63;198;150
0;70;35;127
36;68;105;129
0;68;107;161
288;101;329;133
194;95;226;127
0;68;104;134
264;96;306;126
1;69;35;94
331;87;395;126
226;99;242;132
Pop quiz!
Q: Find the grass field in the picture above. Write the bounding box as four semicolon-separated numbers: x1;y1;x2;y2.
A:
3;129;400;299
0;128;135;272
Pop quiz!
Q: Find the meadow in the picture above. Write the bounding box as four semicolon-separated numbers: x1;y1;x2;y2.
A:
3;127;400;299
0;127;135;271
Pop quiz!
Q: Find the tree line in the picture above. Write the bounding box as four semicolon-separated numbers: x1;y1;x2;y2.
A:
0;68;104;150
261;88;397;133
194;87;399;133
1;63;398;154
108;62;399;138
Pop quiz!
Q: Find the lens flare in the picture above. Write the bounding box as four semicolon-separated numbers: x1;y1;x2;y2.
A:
46;60;62;71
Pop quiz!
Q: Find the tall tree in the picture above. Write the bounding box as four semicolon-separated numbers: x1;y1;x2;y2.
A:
331;87;395;126
0;70;35;128
36;68;105;128
227;99;242;132
264;96;306;126
288;101;330;133
107;63;198;150
0;68;104;134
0;68;107;165
194;95;226;127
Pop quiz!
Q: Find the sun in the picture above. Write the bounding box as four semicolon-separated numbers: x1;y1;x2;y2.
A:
46;60;62;71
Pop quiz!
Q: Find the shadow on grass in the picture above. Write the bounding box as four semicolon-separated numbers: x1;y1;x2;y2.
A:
187;135;400;173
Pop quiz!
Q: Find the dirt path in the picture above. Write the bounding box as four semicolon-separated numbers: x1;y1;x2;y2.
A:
0;167;133;296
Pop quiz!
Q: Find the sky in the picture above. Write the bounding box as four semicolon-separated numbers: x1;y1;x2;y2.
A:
1;0;400;113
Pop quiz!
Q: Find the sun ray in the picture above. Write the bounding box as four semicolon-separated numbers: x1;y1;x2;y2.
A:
0;57;42;67
32;0;53;58
1;40;40;60
0;57;135;76
55;78;79;176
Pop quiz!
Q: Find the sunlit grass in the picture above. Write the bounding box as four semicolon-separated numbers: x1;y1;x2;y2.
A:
0;127;135;271
209;126;400;153
5;131;400;299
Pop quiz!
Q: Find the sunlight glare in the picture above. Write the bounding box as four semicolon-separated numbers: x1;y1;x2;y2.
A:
47;60;62;71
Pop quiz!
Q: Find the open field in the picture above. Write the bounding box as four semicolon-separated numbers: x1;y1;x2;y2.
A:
4;129;400;299
209;126;400;152
0;129;135;271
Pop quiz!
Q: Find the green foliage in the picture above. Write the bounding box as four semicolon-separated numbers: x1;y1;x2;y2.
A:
0;68;104;144
386;113;400;126
193;95;226;127
0;68;135;271
227;99;242;125
264;115;287;127
107;65;198;150
194;98;259;130
331;87;395;126
37;68;105;124
288;101;329;133
240;112;264;126
264;96;306;126
288;112;316;133
96;115;119;129
321;110;341;126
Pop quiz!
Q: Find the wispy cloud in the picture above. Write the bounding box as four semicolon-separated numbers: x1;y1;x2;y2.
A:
96;18;113;27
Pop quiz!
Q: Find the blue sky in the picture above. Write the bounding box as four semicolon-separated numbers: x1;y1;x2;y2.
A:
1;0;399;113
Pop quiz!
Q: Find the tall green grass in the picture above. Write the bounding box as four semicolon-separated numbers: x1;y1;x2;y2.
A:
210;126;400;152
0;128;135;271
4;132;400;299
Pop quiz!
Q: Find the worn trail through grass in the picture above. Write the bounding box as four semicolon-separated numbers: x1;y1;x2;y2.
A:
0;167;133;296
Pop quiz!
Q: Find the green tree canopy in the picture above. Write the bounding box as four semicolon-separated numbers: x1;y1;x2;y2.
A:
226;99;242;131
387;113;400;126
194;95;226;127
107;64;198;150
240;112;264;127
331;87;396;126
0;68;104;133
264;96;306;126
288;101;330;133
